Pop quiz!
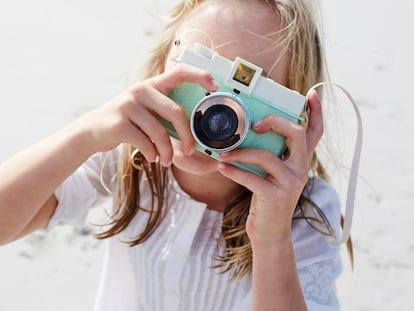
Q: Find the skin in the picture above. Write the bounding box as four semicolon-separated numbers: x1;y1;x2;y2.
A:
0;1;323;310
166;1;292;210
166;4;322;310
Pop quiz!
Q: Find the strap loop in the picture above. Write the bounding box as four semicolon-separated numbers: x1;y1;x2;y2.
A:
306;82;363;244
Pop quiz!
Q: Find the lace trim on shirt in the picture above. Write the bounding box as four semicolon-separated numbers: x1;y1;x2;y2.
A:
299;258;340;304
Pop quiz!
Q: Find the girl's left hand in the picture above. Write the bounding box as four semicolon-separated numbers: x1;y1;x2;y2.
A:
217;90;323;248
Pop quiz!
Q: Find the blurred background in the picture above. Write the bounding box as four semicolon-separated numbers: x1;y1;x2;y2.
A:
0;0;413;310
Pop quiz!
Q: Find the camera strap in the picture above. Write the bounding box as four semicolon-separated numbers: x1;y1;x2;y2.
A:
306;82;363;245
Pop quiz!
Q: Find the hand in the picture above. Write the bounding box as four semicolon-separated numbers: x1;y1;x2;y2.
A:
74;64;219;165
217;90;323;247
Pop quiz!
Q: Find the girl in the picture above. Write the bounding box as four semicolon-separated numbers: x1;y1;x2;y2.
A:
0;0;345;310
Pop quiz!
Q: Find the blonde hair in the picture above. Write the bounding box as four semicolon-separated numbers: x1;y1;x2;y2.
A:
96;0;352;279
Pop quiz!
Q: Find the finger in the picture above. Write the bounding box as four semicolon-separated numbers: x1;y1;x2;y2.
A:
150;63;219;95
219;148;289;180
253;115;307;164
126;104;174;166
217;161;273;195
305;90;323;156
122;123;158;163
133;86;195;155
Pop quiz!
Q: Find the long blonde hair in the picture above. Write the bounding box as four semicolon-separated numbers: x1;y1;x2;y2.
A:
96;0;352;279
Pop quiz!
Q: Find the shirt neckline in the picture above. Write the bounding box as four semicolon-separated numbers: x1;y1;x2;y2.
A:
167;167;223;217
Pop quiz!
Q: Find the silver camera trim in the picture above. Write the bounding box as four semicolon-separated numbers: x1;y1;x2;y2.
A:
190;92;250;153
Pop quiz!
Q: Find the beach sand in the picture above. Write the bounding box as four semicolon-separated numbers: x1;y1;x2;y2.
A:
0;0;413;310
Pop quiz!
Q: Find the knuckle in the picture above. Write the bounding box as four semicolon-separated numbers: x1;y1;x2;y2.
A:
266;114;280;124
125;92;138;105
128;82;145;96
174;64;188;82
133;83;151;100
249;149;275;166
170;103;187;120
271;114;281;121
116;93;136;114
263;149;277;163
291;123;306;139
151;124;169;141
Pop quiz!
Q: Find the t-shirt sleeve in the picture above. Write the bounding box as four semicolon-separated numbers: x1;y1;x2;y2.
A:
292;177;344;311
47;148;120;230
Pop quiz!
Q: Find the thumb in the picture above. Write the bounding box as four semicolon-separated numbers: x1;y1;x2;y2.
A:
305;90;323;156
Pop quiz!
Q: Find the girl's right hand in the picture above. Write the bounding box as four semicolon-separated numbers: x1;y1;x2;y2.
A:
75;64;219;166
0;64;218;245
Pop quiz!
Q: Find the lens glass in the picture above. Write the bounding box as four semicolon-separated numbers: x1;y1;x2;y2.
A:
192;93;249;152
201;105;238;141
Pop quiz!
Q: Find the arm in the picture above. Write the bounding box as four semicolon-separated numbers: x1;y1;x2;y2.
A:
217;91;323;310
0;64;219;245
0;124;93;244
251;237;307;310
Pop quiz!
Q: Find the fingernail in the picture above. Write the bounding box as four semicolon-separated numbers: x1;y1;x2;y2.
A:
253;120;262;129
211;79;219;90
162;160;172;167
217;162;226;171
219;152;229;158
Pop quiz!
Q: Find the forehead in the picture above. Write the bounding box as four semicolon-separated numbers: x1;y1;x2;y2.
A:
174;1;290;84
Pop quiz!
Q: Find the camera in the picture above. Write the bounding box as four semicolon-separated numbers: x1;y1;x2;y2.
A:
161;43;308;177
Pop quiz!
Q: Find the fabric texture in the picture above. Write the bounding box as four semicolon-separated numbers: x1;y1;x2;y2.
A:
49;149;343;311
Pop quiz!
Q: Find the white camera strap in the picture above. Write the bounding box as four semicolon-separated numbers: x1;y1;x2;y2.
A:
306;82;363;245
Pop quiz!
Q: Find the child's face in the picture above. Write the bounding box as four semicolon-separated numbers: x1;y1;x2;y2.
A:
167;0;291;176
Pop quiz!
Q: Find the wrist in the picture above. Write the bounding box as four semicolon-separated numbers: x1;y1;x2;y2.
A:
59;118;100;160
250;232;306;311
248;221;293;250
250;231;293;256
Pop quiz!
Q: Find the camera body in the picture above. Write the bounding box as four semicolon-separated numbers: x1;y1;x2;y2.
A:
162;43;308;177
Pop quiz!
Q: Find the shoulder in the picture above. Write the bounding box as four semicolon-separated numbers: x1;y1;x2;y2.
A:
292;177;342;267
302;177;341;228
292;178;343;309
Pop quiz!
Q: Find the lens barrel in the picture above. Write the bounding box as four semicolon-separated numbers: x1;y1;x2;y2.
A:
191;93;249;152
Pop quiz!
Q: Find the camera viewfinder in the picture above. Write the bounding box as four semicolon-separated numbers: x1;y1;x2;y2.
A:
233;63;256;86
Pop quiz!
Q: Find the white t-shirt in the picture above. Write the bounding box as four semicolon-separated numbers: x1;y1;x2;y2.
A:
49;149;343;311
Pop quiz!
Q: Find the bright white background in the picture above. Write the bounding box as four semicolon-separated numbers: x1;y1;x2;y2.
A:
0;0;413;310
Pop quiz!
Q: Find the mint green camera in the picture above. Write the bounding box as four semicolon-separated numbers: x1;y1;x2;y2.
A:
162;43;308;177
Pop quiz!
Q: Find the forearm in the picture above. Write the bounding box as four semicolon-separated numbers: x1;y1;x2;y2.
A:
251;236;307;311
0;120;95;243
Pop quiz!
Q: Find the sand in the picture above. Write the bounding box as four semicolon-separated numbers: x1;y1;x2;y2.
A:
0;0;413;310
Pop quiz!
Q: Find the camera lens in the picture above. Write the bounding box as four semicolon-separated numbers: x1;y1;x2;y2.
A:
191;93;250;152
201;105;238;141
